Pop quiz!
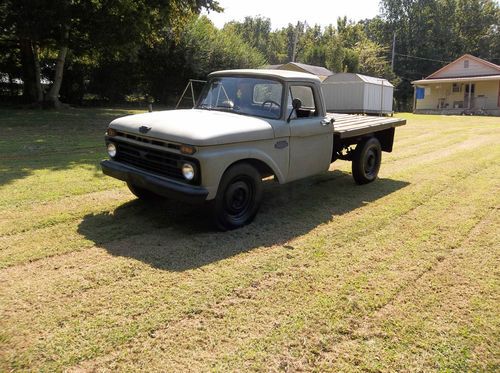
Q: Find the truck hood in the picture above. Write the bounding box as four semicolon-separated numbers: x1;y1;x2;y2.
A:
109;109;275;146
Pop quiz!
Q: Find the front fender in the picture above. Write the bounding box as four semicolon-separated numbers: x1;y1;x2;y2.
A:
196;139;289;199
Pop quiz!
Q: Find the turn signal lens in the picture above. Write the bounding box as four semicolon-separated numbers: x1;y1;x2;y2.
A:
107;128;117;137
180;144;196;155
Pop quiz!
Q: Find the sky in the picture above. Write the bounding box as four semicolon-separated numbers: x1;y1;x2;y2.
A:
203;0;381;30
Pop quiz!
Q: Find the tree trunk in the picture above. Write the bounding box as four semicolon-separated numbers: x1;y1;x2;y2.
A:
19;39;43;105
46;25;70;109
33;44;44;102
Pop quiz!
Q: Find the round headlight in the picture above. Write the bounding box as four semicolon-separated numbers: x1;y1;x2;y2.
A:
107;143;117;158
182;163;195;180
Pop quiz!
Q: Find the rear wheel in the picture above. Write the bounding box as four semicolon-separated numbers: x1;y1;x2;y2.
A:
352;137;382;184
127;182;161;201
213;163;263;230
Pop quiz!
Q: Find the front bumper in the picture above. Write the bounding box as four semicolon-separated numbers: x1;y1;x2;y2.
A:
101;160;208;203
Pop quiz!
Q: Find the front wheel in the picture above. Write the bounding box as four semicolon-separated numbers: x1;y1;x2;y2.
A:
213;163;263;230
352;137;382;185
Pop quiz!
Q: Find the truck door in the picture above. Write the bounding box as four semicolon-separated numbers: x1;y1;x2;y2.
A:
286;84;333;181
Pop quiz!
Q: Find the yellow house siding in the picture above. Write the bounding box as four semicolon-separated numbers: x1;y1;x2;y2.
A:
415;79;500;111
416;86;441;109
475;80;499;109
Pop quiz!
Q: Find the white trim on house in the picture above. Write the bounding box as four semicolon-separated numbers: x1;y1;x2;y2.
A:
413;75;500;85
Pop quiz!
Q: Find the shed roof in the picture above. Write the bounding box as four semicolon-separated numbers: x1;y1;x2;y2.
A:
278;62;333;77
323;73;393;86
209;69;321;82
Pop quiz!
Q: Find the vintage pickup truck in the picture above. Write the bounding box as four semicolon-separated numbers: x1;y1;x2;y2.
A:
101;69;406;229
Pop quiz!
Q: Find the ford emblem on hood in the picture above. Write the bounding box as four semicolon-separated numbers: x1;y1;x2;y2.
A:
139;125;152;134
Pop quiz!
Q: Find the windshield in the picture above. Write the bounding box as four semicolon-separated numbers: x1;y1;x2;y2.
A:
196;76;283;119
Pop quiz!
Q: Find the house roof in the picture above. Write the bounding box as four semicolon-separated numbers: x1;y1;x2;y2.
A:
424;54;500;80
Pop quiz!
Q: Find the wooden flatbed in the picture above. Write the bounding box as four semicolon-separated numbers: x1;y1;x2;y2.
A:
327;113;406;139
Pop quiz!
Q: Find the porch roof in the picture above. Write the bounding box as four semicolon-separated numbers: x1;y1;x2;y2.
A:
412;74;500;85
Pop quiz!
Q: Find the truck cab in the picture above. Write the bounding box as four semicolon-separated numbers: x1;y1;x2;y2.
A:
101;69;405;230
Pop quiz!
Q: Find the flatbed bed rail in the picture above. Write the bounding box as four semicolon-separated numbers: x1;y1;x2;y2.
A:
327;113;406;139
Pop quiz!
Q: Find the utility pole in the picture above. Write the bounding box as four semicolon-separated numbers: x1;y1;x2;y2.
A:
391;33;396;71
291;21;306;62
292;29;298;62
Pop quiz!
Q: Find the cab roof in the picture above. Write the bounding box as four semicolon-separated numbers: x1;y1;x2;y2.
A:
209;69;321;83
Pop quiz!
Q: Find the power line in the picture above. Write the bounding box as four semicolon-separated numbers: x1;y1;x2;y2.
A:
394;53;452;64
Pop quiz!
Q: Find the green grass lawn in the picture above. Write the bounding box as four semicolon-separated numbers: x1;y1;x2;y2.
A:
0;108;499;372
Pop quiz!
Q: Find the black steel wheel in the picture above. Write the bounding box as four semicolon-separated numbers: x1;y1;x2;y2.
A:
213;163;263;230
127;182;162;201
352;137;382;185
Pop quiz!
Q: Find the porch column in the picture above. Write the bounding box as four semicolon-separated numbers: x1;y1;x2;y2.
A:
468;82;472;109
413;86;417;113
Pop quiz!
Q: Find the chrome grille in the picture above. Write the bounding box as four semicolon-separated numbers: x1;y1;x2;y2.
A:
111;140;199;184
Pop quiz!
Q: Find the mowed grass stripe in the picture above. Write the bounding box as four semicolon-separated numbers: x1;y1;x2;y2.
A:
1;154;497;371
0;189;131;236
0;138;496;269
0;113;496;231
1;112;499;371
313;210;500;372
65;147;499;372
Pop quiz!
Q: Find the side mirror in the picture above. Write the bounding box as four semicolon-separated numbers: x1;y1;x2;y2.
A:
287;98;302;123
219;99;234;109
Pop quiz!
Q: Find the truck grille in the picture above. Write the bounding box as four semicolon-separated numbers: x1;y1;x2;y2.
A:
115;131;181;151
111;140;199;184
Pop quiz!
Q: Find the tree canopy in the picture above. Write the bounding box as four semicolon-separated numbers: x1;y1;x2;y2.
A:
1;0;498;109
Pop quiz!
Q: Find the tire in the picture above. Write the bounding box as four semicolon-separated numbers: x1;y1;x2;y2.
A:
127;182;161;201
352;137;382;185
213;163;263;230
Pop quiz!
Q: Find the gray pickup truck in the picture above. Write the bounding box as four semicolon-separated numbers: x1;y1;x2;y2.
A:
101;69;406;229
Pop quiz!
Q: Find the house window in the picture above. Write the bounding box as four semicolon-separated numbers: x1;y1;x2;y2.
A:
452;83;461;92
464;60;469;68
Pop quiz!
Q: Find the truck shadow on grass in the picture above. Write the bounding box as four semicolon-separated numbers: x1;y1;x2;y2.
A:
77;170;409;271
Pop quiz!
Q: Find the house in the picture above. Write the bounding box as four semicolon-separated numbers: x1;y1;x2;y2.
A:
412;54;500;115
265;62;333;81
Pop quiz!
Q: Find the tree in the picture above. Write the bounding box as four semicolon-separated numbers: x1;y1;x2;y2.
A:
2;0;221;107
133;16;265;104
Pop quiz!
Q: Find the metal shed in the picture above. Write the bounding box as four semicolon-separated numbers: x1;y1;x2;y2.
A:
321;73;394;114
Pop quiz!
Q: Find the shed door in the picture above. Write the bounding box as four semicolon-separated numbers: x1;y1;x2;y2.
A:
287;84;333;182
